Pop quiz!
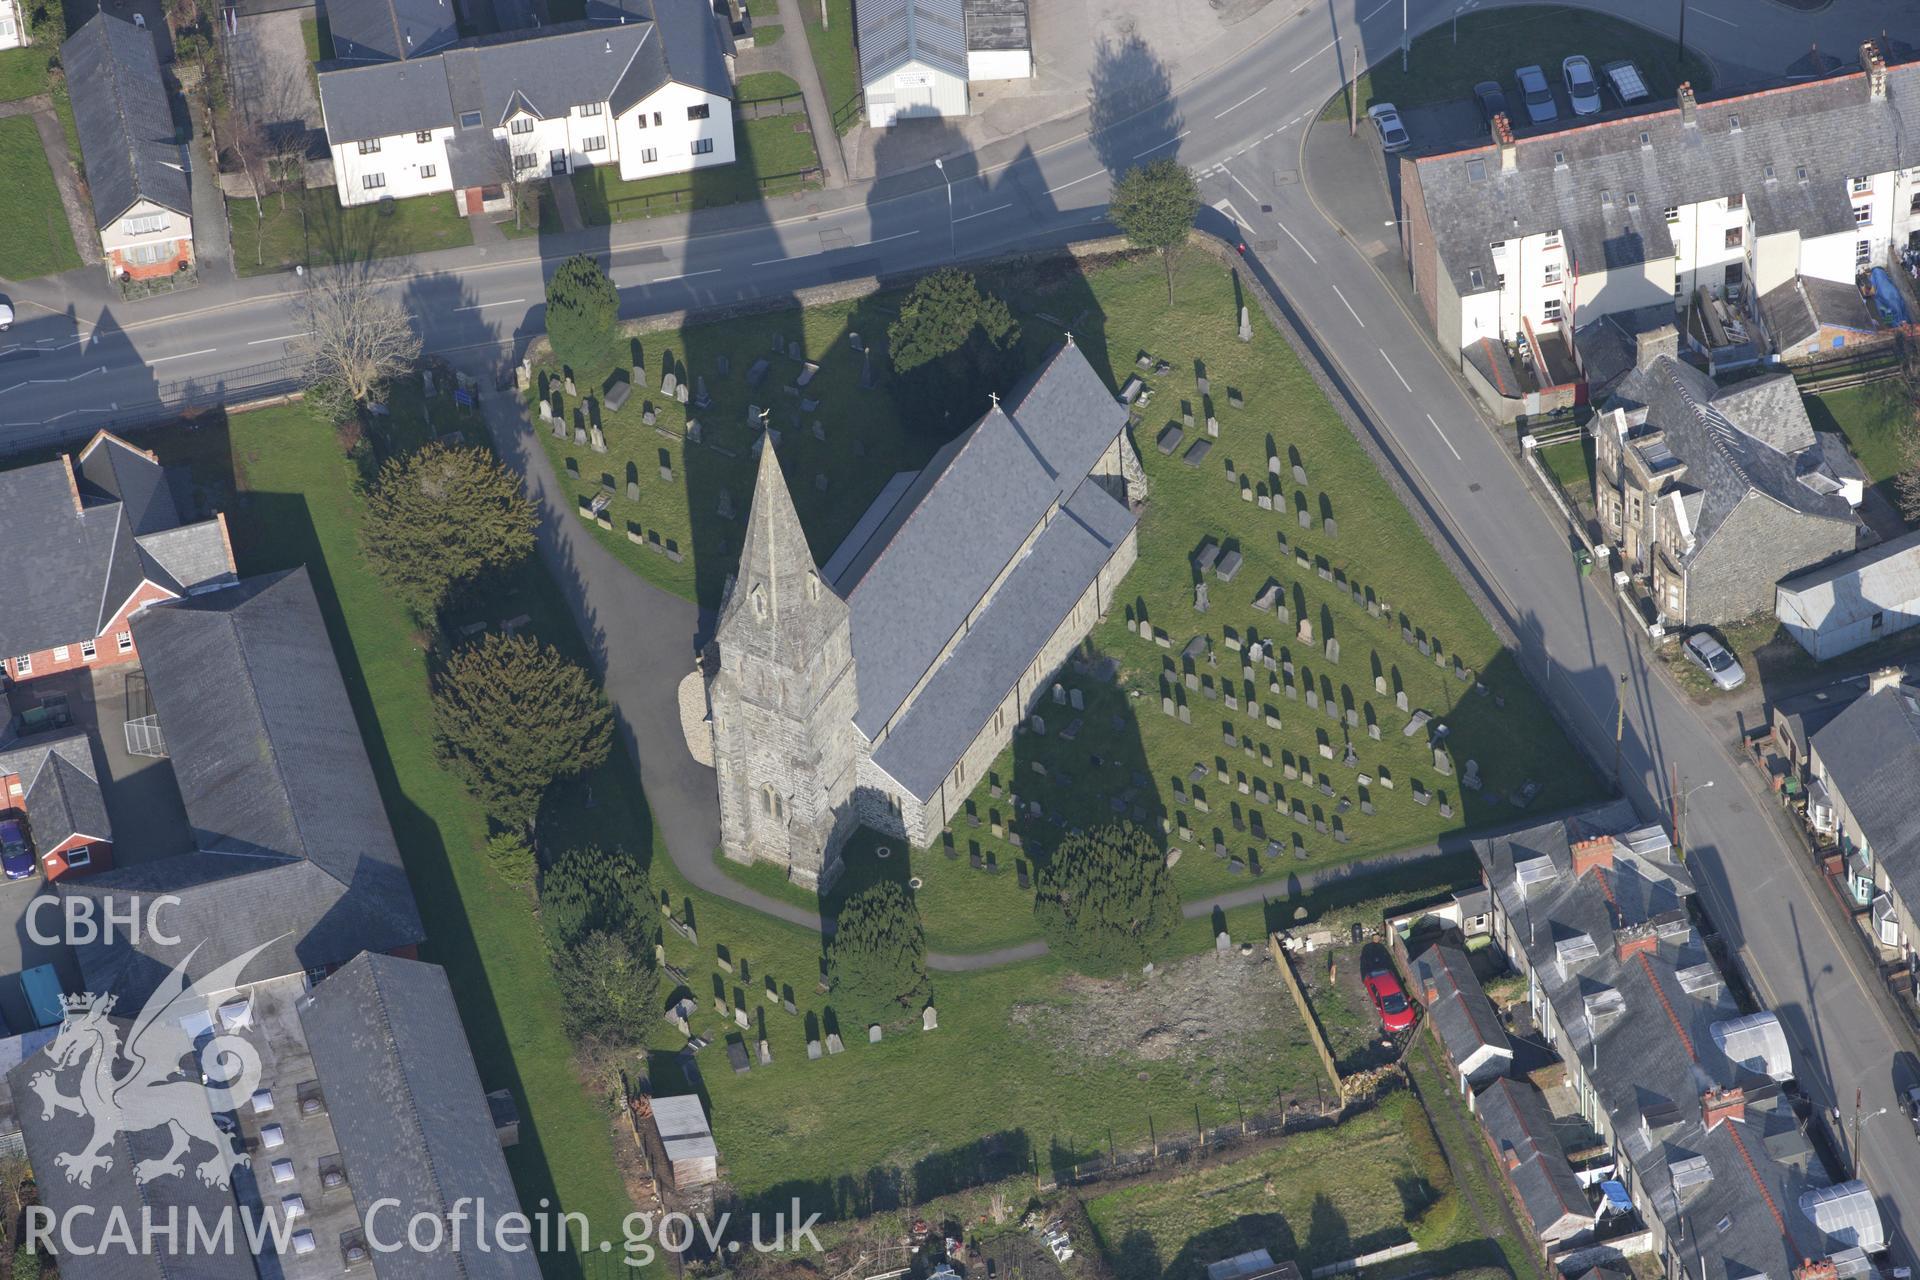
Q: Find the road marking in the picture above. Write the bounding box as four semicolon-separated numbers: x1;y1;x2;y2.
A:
1359;0;1394;18
1379;347;1411;392
751;254;790;266
1426;413;1463;461
864;229;921;247
1044;170;1104;195
454;298;527;311
1330;284;1364;326
953;201;1013;223
246;332;309;346
1132;129;1191;159
1289;40;1335;74
1221;167;1322;265
1214;86;1270;119
653;269;721;283
1687;4;1736;26
146;349;217;365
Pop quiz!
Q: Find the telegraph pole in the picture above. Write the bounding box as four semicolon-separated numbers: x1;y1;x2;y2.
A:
1613;673;1629;793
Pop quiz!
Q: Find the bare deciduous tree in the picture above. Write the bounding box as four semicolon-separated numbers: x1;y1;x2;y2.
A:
490;139;547;233
296;266;422;418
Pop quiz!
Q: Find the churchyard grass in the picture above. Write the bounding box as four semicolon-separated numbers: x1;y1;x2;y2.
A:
532;247;1600;955
0;115;80;279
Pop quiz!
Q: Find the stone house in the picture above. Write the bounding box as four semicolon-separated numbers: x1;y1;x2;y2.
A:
1592;355;1861;626
706;339;1144;889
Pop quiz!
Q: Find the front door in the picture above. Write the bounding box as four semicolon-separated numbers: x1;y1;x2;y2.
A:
551;150;568;176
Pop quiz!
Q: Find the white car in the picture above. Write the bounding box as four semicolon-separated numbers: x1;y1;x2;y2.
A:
1367;103;1410;152
1562;56;1602;115
1684;633;1745;691
0;301;12;331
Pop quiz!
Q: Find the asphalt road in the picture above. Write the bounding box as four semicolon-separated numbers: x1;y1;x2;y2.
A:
7;0;1920;1254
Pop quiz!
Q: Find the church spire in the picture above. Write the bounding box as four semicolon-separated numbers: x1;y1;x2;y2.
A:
722;442;846;657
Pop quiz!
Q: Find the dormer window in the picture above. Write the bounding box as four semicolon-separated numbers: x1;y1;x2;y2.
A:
1851;175;1871;193
509;115;536;136
1543;231;1561;249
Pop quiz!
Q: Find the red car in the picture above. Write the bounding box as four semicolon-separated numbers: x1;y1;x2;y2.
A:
1364;963;1416;1034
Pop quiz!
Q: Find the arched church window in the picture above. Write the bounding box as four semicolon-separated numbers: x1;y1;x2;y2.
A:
750;583;767;619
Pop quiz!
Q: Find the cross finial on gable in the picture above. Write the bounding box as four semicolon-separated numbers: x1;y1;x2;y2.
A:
988;391;999;408
1063;330;1075;347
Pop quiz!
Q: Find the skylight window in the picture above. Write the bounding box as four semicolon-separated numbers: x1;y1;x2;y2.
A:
1467;158;1487;182
1728;113;1742;131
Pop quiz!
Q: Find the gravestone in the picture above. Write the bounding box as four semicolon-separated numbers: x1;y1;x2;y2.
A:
1195;582;1210;613
1070;689;1085;710
758;1039;772;1066
1325;638;1340;664
1207;416;1219;438
1239;306;1252;341
807;1039;822;1060
1292;463;1307;485
826;1033;844;1054
868;1024;883;1043
1324;517;1337;538
1177;704;1191;723
538;399;552;422
1396;690;1410;712
923;1006;938;1031
1298;508;1312;529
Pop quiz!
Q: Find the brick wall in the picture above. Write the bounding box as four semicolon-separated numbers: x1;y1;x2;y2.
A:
40;836;113;882
111;241;193;281
1400;157;1441;334
3;579;176;682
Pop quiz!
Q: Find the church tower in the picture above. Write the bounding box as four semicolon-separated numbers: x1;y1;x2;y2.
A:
708;444;861;890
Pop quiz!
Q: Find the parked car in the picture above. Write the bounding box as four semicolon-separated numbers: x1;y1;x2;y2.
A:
0;298;13;331
1362;956;1416;1033
1561;55;1602;115
1514;65;1558;125
1601;59;1651;106
1473;80;1509;128
1367;103;1410;152
1684;632;1746;691
0;816;33;881
1905;1085;1920;1139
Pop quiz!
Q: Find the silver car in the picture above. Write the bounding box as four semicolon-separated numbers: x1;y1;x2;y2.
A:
1367;103;1410;152
1684;633;1746;691
1562;55;1602;116
1514;65;1558;125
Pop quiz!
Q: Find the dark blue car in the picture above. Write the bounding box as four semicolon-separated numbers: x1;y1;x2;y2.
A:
0;817;33;881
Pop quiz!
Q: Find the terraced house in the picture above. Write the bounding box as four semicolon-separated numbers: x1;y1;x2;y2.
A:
317;0;734;215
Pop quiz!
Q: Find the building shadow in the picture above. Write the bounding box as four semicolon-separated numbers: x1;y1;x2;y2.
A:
1087;28;1181;178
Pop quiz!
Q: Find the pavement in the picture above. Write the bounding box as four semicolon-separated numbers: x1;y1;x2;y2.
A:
766;0;849;188
6;0;1920;1254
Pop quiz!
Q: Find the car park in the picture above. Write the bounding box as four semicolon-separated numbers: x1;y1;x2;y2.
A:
1684;632;1746;691
1473;80;1509;128
1367;103;1410;152
1514;65;1558;125
1601;59;1651;106
1362;954;1416;1033
0;816;32;881
1562;55;1602;115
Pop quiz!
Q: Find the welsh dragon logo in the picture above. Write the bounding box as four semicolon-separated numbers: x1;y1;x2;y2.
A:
28;940;277;1190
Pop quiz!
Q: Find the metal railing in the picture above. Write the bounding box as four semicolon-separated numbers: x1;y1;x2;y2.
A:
0;356;303;458
602;167;824;219
733;91;806;120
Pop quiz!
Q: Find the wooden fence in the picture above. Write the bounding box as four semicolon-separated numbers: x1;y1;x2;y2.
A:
734;91;806;121
1269;932;1344;1096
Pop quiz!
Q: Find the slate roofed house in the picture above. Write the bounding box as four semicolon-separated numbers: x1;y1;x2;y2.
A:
1592;355;1861;626
858;0;970;127
0;432;236;686
61;12;194;284
1808;669;1920;959
23;750;113;880
325;0;458;62
1410;940;1513;1088
61;567;425;1005
1758;274;1887;364
1473;1076;1592;1248
1777;529;1920;660
317;0;734;216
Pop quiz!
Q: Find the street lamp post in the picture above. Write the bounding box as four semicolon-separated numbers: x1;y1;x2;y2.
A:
1402;0;1409;71
934;157;956;261
1660;771;1714;860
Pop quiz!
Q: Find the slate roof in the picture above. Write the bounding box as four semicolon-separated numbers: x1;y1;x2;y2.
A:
319;6;726;146
1779;529;1920;631
1410;941;1511;1073
1759;275;1878;350
24;750;111;850
61;13;190;224
0;437;203;658
325;0;458;62
1475;1076;1589;1237
64;569;423;1004
1812;683;1920;914
1476;808;1876;1280
302;954;541;1279
134;520;236;594
858;0;968;84
1409;62;1920;296
1571;305;1675;396
1606;356;1857;567
963;0;1028;52
838;340;1132;740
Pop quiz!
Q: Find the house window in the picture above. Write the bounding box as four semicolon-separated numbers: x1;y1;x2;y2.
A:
1872;610;1886;631
1727;193;1744;210
1855;204;1873;225
1857;239;1873;265
1763;164;1775;183
66;846;91;869
1724;227;1743;249
1496;273;1506;290
641;147;658;164
415;130;432;143
419;163;437;178
634;112;647;129
1626;192;1638;209
357;138;382;155
687;103;710;121
11;655;28;675
124;240;177;265
116;631;132;653
513;151;539;172
1544;231;1561;248
123;211;168;235
1543;298;1563;323
1543;263;1562;285
52;645;68;663
1663;205;1679;223
1727;113;1741;131
510;116;535;135
1490;240;1507;255
80;640;96;661
1852;175;1871;194
362;173;386;190
1552;150;1566;167
652;112;662;126
692;137;714;156
577;102;603;117
1468;268;1484;290
1798;166;1809;183
583;135;606;152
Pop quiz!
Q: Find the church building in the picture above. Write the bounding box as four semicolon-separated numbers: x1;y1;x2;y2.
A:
706;339;1145;889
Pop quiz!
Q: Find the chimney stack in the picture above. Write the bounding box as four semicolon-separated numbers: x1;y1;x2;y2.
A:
1615;923;1660;963
1796;1261;1839;1280
1862;40;1888;101
1868;666;1905;695
1493;112;1517;172
1677;81;1697;126
1570;835;1616;879
1635;323;1679;369
1702;1085;1747;1131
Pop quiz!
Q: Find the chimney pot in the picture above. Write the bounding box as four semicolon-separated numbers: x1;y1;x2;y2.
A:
1492;112;1517;171
1571;835;1616;879
1677;81;1697;125
1862;40;1888;100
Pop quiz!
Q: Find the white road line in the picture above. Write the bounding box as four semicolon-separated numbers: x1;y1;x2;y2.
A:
1687;4;1736;26
1359;0;1394;19
246;332;309;346
1378;347;1412;393
1132;129;1191;159
1289;40;1334;74
653;269;721;283
864;229;921;247
952;201;1013;223
1274;219;1319;264
1427;413;1463;462
1330;285;1364;327
751;255;790;266
1044;170;1104;195
454;298;527;311
146;349;216;365
1214;85;1270;119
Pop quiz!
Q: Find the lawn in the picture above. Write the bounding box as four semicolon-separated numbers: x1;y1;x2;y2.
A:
227;188;473;276
534;248;1600;953
736;70;803;101
1321;5;1714;121
0;115;80;279
799;0;861;133
0;46;50;102
748;21;782;46
570;113;822;226
1534;438;1594;504
156;401;635;1278
1804;380;1911;508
